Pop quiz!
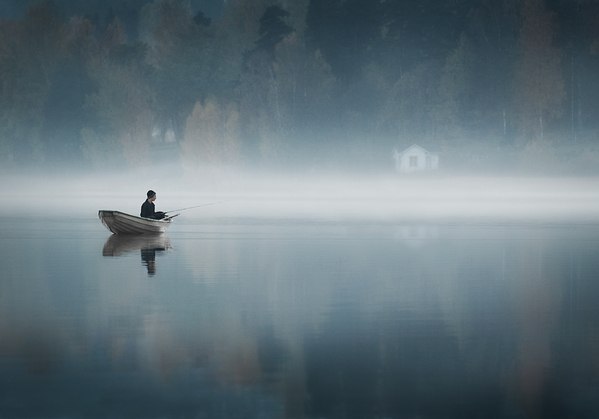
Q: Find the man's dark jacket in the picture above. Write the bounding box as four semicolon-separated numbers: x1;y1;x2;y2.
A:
141;200;165;219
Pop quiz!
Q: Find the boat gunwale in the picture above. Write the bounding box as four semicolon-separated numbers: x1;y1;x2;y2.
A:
98;210;172;234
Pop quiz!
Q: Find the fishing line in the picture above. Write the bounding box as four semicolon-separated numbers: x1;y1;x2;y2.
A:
164;201;222;214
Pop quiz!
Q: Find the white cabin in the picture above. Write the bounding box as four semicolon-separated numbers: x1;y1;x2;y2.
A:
393;144;439;173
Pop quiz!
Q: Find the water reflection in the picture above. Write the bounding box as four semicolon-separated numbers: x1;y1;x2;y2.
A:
2;221;599;417
102;234;171;275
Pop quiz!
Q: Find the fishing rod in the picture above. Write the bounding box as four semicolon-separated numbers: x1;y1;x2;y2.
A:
164;201;221;214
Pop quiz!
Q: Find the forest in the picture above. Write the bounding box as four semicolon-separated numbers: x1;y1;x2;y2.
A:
2;0;599;174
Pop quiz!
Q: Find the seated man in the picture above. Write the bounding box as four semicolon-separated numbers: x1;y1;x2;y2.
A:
140;190;166;219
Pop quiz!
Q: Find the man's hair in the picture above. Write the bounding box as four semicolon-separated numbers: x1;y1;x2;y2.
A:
147;190;156;198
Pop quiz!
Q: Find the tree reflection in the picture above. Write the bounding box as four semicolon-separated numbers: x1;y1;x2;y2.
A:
3;224;599;417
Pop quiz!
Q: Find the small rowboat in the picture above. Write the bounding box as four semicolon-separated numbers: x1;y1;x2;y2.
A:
98;210;175;235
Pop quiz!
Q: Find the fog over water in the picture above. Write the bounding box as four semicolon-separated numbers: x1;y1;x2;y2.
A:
3;170;599;224
2;170;599;418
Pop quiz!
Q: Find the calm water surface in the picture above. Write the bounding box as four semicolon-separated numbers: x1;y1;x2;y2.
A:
1;215;599;418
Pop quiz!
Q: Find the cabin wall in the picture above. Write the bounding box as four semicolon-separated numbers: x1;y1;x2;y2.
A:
393;146;439;173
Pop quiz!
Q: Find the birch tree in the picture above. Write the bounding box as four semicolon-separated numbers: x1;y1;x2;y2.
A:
513;0;564;142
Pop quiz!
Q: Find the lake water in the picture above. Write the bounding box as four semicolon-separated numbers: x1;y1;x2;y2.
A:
1;214;599;418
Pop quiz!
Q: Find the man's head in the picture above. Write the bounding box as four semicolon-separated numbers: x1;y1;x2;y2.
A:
147;190;156;201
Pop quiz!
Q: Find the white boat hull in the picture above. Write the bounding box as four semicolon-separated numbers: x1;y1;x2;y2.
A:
98;210;172;235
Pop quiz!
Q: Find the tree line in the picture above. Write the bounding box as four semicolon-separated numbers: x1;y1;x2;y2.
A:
1;0;599;173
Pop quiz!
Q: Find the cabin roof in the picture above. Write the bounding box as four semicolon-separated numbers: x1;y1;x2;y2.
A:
396;144;438;155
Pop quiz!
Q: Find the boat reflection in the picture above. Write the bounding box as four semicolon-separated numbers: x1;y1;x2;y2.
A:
102;234;171;276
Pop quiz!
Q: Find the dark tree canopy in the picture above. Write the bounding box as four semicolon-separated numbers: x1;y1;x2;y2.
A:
1;0;599;173
255;5;293;55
